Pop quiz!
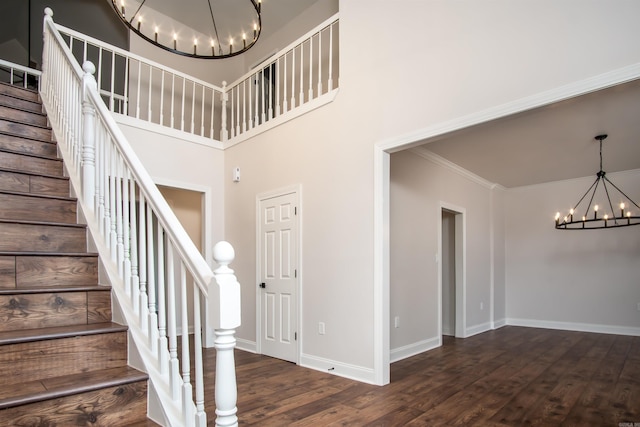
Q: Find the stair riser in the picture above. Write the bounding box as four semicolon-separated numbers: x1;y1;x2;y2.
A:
0;290;111;332
0;85;39;103
12;255;98;288
0;381;148;426
0;151;62;176
0;222;86;253
0;331;128;387
0;193;76;224
0;170;68;197
0;132;58;157
0;94;42;114
0;118;51;141
0;105;47;127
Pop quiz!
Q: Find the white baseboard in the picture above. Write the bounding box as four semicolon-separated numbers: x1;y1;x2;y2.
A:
235;338;257;353
493;318;507;329
506;318;640;336
390;336;441;363
465;321;492;337
300;353;376;385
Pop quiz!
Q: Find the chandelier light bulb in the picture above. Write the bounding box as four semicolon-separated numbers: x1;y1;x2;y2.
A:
594;205;599;212
620;202;625;210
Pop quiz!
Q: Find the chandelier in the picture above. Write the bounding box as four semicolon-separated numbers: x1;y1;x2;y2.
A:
555;134;639;230
111;0;262;59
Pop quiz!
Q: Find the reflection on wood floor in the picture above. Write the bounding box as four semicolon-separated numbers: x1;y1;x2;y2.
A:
201;326;639;426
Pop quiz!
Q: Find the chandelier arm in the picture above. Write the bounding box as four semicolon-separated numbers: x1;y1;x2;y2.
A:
129;0;147;25
207;0;221;51
601;179;619;225
603;175;640;210
571;176;600;215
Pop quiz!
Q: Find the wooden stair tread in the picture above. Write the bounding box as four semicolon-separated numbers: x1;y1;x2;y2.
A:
0;128;56;145
0;188;76;202
0;145;62;162
0;115;51;131
0;165;69;181
0;101;47;118
0;284;110;295
0;366;147;410
0;218;86;228
0;251;96;256
0;322;127;345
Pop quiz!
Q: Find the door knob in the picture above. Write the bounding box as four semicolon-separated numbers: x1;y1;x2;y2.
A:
259;282;266;288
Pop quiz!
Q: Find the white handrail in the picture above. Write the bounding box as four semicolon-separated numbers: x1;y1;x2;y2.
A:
39;8;240;427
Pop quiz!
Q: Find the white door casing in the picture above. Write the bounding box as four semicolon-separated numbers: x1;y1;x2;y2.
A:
257;189;299;363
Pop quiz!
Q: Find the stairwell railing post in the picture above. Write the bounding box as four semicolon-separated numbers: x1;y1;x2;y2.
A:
220;81;228;142
81;61;98;211
212;241;241;427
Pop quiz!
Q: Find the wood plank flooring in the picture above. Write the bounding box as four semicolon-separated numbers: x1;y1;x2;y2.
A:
202;326;639;426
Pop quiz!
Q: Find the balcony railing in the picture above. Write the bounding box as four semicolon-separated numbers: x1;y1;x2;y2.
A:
54;13;339;146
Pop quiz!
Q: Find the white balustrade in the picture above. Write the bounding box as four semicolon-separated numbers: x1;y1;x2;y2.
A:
40;8;241;427
0;58;42;89
51;14;338;146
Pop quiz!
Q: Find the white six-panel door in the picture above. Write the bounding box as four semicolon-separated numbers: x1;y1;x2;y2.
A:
258;191;298;363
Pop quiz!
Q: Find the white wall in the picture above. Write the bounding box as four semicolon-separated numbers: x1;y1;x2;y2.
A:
222;0;640;383
505;170;640;334
118;123;225;266
390;150;495;356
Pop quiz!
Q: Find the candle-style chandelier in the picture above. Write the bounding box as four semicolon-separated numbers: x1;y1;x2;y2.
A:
555;134;639;230
110;0;262;59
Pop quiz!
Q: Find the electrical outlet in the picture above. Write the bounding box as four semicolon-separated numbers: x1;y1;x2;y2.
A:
394;316;400;328
318;322;325;335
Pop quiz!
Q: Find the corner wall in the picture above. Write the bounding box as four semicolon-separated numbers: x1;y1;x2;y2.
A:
505;170;640;334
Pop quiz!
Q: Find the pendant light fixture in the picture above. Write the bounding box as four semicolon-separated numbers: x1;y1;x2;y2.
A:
111;0;262;59
555;134;639;230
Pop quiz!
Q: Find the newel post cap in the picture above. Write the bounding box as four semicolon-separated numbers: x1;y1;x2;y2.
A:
213;241;235;268
83;61;96;76
44;7;53;18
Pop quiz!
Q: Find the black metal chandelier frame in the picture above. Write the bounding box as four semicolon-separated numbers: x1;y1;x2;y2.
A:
110;0;262;59
555;134;639;230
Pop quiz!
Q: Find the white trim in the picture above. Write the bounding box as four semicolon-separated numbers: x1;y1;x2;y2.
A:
506;318;640;337
390;336;441;363
255;185;302;364
114;113;225;150
300;353;376;385
235;338;257;353
411;147;502;190
439;202;467;338
377;62;640;153
373;148;390;385
223;89;339;150
373;63;640;387
465;321;492;338
493;318;507;329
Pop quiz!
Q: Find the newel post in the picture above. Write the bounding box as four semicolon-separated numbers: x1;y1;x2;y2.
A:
220;81;228;142
81;61;97;211
212;241;241;427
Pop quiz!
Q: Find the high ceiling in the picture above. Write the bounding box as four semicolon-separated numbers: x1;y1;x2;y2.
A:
422;78;640;188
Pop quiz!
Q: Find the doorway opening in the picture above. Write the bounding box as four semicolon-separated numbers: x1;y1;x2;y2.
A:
439;205;465;338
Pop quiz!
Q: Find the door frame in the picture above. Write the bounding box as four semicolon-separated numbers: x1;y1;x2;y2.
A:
255;184;302;363
438;202;466;339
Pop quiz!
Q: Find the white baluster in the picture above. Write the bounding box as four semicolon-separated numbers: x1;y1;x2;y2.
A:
130;180;140;315
242;81;247;133
308;36;313;101
110;50;116;111
253;73;259;126
283;52;288;113
193;289;206;427
81;61;97;210
109;145;117;261
139;193;149;332
235;85;240;136
275;57;281;117
328;23;334;91
299;43;304;106
147;204;158;353
136;61;141;119
123;168;132;296
290;48;296;109
170;74;175;129
317;31;323;96
220;81;228;142
159;70;165;125
167;243;180;399
260;68;265;124
157;223;168;373
124;57;130;115
148;65;153;121
191;80;196;134
181;78;186;131
213;241;240;427
200;85;205;136
180;265;193;424
209;88;215;139
115;155;124;275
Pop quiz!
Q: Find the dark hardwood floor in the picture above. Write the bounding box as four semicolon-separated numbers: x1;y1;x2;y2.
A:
202;326;639;426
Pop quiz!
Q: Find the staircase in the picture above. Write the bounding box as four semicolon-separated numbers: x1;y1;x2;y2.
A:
0;82;156;426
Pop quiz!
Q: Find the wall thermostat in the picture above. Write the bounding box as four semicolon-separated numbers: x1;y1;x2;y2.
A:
233;167;241;182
